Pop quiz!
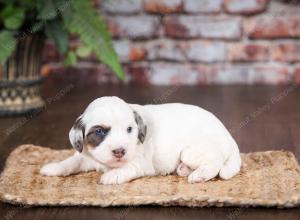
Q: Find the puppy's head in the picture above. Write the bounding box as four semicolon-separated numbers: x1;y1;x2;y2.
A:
69;96;147;168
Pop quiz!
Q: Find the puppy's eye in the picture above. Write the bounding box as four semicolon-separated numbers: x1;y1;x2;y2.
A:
127;126;132;133
95;128;105;136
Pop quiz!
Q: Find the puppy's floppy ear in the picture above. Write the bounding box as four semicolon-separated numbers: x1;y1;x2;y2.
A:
69;115;85;153
133;110;147;144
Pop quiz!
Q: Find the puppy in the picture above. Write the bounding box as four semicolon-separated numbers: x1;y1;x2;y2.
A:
40;96;241;185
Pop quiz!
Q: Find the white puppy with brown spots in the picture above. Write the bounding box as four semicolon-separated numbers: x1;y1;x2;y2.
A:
40;96;241;185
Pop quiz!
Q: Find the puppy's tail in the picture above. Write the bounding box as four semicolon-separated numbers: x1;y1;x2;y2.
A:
219;148;241;180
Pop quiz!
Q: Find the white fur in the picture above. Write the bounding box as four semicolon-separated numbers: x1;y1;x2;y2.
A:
40;96;241;185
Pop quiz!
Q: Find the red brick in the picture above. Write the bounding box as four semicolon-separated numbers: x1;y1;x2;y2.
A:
185;41;226;62
144;0;183;14
113;40;130;62
43;62;152;86
224;0;269;14
245;16;300;39
126;64;150;85
252;66;291;84
92;0;100;7
106;16;160;39
271;42;300;62
164;16;242;40
163;16;189;38
148;62;203;85
113;40;146;63
228;43;269;62
184;0;222;13
145;40;185;61
42;63;121;85
101;0;142;14
296;67;300;84
41;64;51;77
129;47;146;61
205;65;291;84
42;41;61;63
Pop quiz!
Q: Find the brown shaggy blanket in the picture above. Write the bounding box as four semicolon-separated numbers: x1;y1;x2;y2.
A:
0;145;300;208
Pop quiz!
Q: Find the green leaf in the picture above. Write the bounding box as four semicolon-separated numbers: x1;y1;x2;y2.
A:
31;21;44;33
18;0;36;9
64;51;77;66
45;20;68;54
53;0;71;12
0;31;16;65
63;1;124;80
37;0;57;20
76;46;92;58
1;5;25;29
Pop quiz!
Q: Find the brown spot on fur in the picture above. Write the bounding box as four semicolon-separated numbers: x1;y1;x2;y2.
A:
72;117;85;152
73;117;85;132
85;125;110;148
133;111;147;144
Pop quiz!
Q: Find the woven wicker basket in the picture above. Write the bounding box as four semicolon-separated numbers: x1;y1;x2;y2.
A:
0;34;45;116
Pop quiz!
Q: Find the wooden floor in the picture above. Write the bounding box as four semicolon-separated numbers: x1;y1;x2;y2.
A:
0;83;300;219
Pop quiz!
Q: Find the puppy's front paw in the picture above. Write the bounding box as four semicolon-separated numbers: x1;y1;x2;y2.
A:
40;163;66;176
100;169;132;185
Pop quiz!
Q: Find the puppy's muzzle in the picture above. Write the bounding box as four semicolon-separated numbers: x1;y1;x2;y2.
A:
112;148;126;159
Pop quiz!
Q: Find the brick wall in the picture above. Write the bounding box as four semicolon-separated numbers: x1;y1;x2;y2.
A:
43;0;300;85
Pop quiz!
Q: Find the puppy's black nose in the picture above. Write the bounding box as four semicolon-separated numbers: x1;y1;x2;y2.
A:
112;148;126;158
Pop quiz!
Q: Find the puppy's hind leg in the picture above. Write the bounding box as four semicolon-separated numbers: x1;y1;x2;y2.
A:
187;162;221;183
219;150;241;180
180;146;223;183
176;162;192;177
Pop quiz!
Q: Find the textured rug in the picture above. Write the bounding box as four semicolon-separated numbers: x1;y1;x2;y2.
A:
0;145;300;208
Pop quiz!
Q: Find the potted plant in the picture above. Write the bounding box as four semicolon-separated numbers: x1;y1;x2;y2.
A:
0;0;124;116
